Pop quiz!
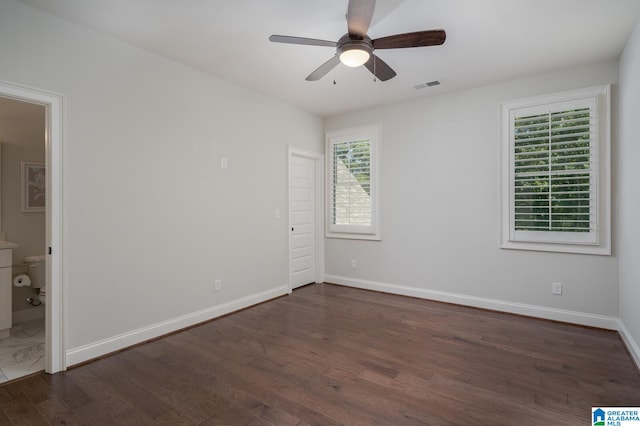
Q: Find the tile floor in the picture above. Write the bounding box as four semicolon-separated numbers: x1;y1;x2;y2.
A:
0;319;45;384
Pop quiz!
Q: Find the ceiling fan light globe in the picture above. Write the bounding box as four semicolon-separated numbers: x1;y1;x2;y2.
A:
339;48;370;67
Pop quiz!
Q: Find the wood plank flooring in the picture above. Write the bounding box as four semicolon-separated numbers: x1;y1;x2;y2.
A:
1;283;639;425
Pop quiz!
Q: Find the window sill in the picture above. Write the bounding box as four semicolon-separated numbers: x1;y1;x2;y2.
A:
326;231;382;241
500;240;610;256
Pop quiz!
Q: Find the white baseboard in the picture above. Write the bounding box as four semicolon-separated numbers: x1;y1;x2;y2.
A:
618;320;640;370
65;285;288;367
12;305;45;325
325;275;619;330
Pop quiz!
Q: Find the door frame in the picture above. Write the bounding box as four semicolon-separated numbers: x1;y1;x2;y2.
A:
0;80;65;374
287;146;324;293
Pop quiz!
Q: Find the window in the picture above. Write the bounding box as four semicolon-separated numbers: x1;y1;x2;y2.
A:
326;125;381;240
501;85;610;255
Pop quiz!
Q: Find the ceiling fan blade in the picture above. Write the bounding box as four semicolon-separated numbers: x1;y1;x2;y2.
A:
347;0;376;37
370;0;403;28
373;30;446;49
364;55;396;81
306;55;341;81
269;35;336;47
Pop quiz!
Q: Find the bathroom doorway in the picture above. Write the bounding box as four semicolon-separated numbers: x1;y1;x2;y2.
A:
0;81;64;380
0;97;45;383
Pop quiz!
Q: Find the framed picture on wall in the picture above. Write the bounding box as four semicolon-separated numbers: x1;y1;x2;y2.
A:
21;161;45;212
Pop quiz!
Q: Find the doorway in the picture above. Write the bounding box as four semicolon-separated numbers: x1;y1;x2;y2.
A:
0;80;64;376
288;147;324;291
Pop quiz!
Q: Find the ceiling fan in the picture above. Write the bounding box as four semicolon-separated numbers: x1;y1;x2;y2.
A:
269;0;446;82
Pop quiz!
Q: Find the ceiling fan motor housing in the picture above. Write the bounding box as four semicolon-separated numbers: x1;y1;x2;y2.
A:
337;34;373;66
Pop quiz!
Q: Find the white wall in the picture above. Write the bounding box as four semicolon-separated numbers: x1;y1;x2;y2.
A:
0;0;323;362
618;18;640;366
324;62;620;327
0;97;46;317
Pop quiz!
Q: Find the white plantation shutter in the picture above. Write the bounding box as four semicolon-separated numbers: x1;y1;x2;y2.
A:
513;102;595;235
326;125;381;240
501;86;611;255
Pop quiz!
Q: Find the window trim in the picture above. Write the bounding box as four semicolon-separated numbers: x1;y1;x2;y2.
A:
326;124;381;240
500;85;611;255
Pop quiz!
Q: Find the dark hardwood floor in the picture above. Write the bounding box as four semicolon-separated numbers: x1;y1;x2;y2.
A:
1;283;639;425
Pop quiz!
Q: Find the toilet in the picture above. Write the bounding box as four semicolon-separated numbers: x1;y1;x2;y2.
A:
24;254;46;304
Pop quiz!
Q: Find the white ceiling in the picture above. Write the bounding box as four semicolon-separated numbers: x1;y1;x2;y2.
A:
17;0;640;117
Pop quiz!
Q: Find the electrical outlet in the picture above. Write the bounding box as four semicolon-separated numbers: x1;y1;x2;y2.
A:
351;259;357;269
552;282;562;295
221;157;228;169
214;279;222;291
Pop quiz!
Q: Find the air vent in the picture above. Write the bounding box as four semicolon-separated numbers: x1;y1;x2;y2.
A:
414;80;441;90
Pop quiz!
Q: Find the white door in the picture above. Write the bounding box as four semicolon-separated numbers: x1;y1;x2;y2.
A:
289;155;317;289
